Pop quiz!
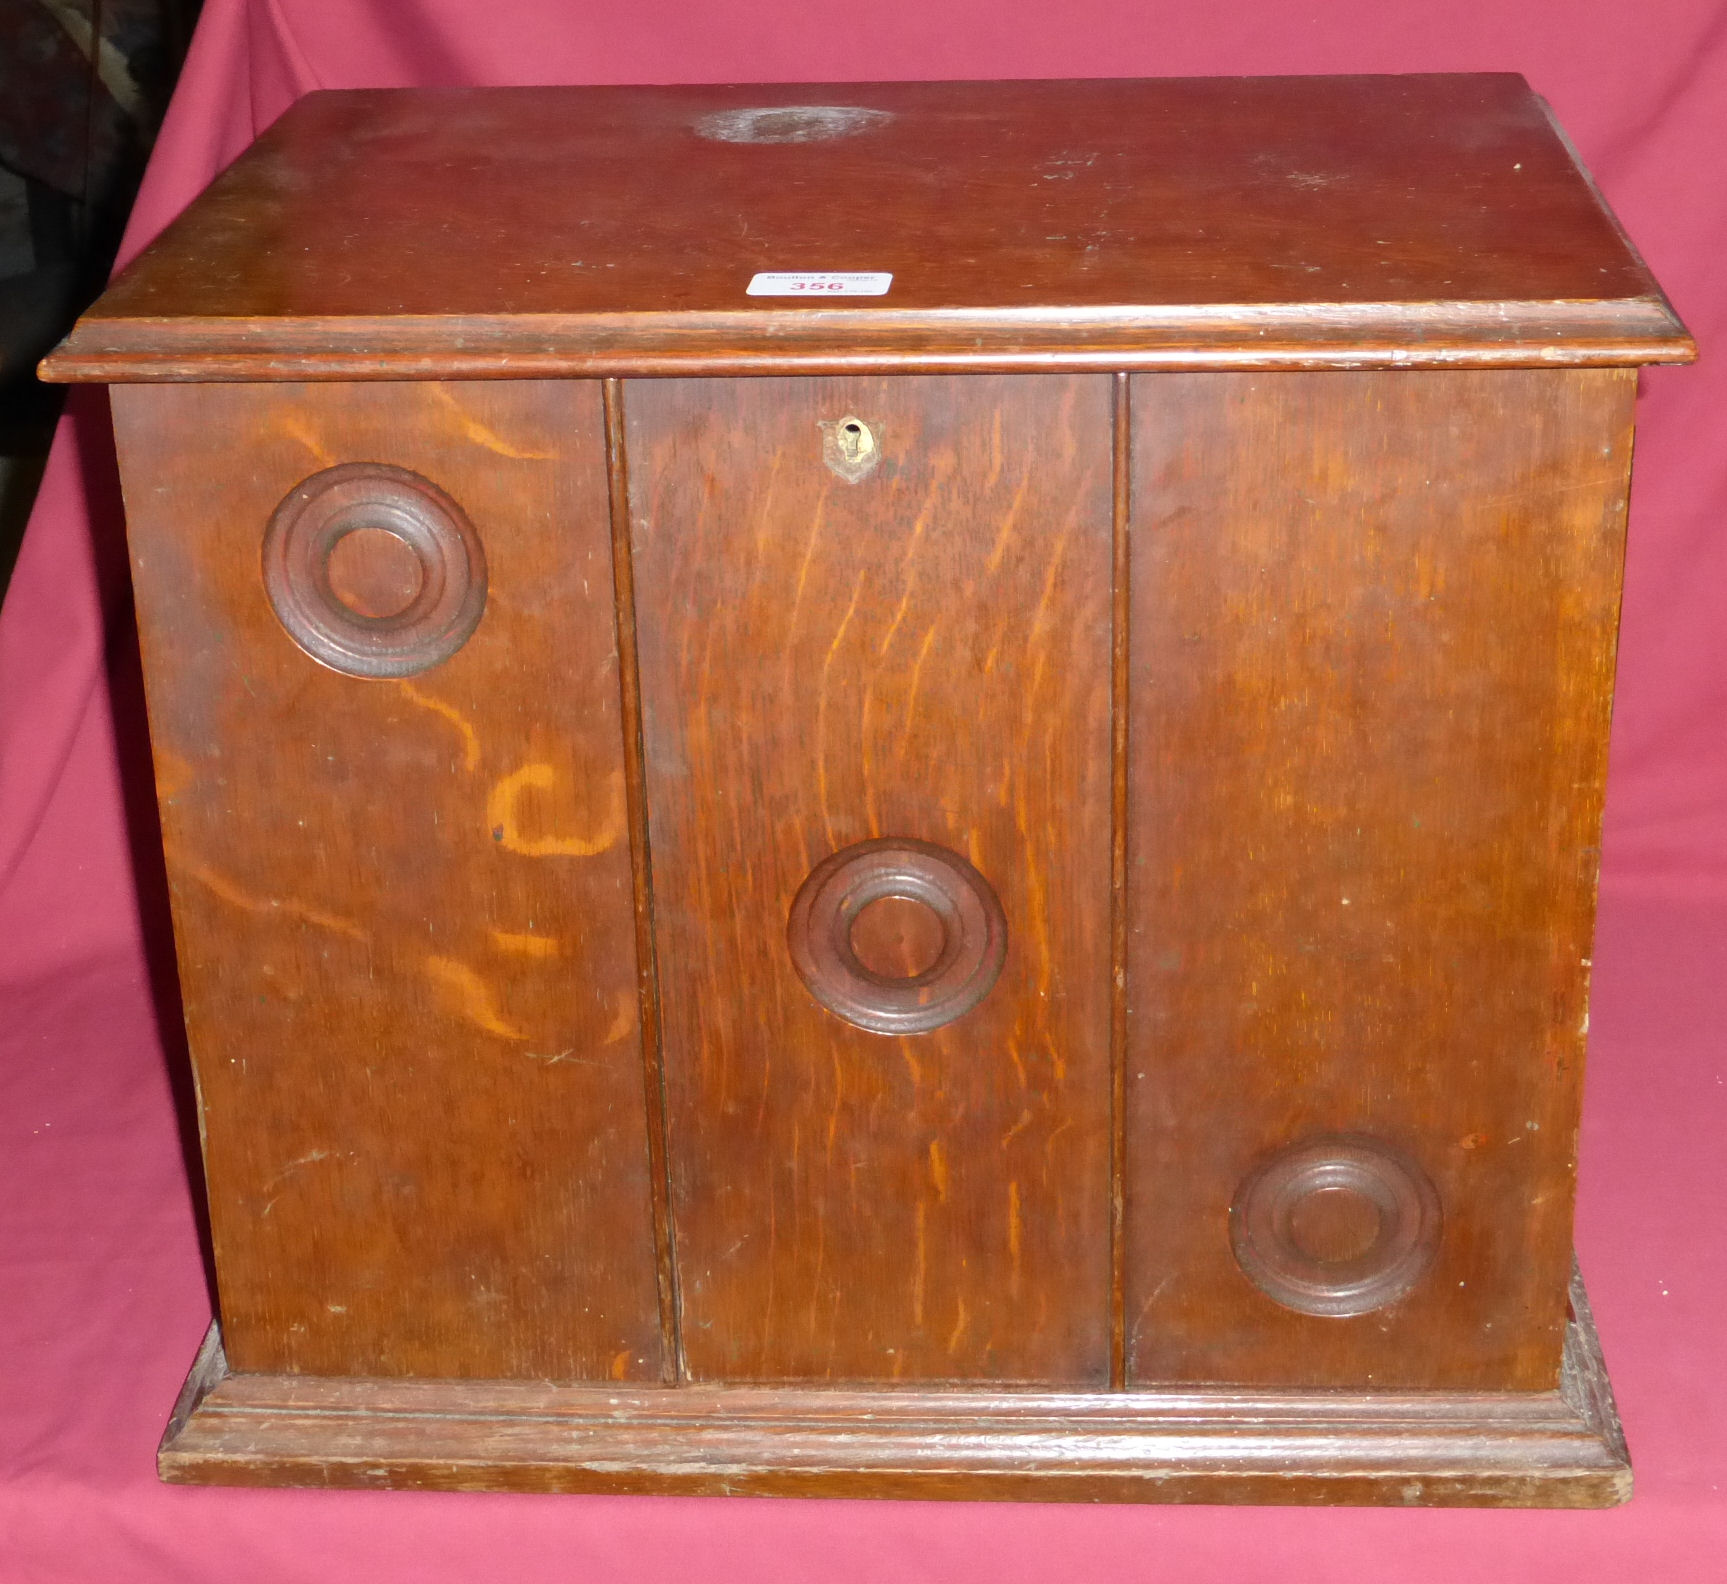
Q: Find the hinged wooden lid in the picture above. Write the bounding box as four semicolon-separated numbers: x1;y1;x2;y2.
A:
43;74;1695;381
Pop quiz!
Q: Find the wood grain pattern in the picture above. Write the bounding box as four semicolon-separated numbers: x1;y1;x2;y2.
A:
626;374;1114;1382
41;77;1693;382
111;380;663;1380
155;1267;1631;1506
1124;368;1637;1391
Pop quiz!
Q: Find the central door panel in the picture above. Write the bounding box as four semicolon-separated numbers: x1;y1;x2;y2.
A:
626;375;1114;1382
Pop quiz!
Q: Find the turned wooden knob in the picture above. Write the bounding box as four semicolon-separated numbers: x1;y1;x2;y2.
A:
1229;1135;1442;1317
261;462;487;678
787;837;1008;1035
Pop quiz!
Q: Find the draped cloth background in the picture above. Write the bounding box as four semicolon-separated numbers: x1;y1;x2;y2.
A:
1;1;1722;1577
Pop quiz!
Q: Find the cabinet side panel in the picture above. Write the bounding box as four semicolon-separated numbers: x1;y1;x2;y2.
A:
111;381;663;1381
1125;368;1635;1390
627;375;1114;1383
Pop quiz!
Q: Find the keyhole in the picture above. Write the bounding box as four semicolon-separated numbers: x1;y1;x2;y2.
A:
822;415;881;482
840;420;873;465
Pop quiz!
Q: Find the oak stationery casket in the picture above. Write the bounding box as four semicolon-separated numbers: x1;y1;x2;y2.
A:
43;73;1695;1504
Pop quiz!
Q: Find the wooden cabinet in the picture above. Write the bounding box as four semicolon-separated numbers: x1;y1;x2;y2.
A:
45;74;1693;1504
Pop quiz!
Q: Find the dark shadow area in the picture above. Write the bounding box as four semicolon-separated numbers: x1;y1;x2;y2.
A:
0;376;61;599
0;0;201;605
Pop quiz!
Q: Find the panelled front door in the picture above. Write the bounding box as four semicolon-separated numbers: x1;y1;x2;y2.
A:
626;375;1116;1383
1124;369;1636;1391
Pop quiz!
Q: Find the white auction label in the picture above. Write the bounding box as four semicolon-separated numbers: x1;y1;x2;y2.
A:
747;272;892;297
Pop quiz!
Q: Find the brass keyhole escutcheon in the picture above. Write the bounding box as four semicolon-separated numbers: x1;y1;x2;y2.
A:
821;416;881;483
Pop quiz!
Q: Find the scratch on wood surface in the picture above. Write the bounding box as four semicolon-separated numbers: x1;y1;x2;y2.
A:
525;1044;619;1068
397;680;481;771
171;848;367;942
267;1148;330;1182
1001;1108;1034;1149
489;929;559;958
430;386;553;459
260;1148;334;1217
486;763;624;857
1464;473;1625;513
424;955;528;1040
1128;1274;1176;1348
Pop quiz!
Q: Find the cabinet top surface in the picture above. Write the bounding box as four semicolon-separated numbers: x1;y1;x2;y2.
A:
46;74;1694;380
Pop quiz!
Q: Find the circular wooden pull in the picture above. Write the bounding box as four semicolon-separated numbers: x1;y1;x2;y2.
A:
262;462;487;678
1229;1135;1441;1317
787;838;1008;1035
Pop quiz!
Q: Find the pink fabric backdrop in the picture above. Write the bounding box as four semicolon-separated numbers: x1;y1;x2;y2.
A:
1;1;1722;1578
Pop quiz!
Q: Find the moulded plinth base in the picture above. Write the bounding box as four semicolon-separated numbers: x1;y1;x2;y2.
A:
159;1265;1630;1507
